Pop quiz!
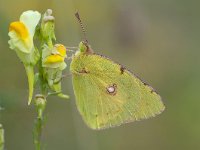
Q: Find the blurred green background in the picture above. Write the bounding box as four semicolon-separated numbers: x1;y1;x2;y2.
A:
0;0;200;149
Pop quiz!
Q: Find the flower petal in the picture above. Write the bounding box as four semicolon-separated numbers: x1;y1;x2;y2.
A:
8;10;41;54
20;10;41;38
9;22;29;40
55;44;67;57
8;30;32;53
44;54;64;64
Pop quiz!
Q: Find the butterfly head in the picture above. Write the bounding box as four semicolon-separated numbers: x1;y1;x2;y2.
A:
75;12;93;54
78;41;93;54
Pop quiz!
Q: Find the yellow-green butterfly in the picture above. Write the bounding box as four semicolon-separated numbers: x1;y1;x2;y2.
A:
70;13;165;130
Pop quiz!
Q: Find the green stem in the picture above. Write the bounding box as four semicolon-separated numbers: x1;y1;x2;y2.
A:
33;53;47;150
33;93;46;150
33;117;43;150
0;124;4;150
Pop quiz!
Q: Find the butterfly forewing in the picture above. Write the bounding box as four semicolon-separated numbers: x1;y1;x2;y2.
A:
70;53;165;129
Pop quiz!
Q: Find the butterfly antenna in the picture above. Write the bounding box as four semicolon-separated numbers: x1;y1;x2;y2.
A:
75;11;88;44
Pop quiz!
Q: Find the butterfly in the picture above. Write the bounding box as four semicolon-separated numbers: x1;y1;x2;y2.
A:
70;41;165;130
69;12;165;130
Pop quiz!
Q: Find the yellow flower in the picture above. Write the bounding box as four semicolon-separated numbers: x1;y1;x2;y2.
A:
8;10;41;54
42;44;69;99
42;44;67;70
8;10;41;105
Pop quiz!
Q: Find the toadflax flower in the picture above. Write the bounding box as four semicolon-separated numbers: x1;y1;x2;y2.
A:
8;10;41;105
42;44;69;99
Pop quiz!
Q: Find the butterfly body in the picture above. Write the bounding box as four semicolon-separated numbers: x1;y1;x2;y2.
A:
70;42;165;130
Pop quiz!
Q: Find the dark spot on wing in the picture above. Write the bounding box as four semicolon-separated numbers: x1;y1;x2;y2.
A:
150;89;156;93
78;67;89;74
143;82;148;86
120;65;126;74
146;84;158;94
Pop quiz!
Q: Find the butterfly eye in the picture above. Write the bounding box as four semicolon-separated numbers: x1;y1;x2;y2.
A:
106;84;117;95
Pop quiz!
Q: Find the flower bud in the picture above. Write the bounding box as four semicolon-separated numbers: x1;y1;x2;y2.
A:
34;94;46;118
40;9;56;42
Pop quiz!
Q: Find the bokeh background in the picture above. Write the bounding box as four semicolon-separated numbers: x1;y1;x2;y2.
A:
0;0;200;150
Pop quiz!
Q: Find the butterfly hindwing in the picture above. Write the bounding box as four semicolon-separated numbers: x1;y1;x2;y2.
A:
70;53;165;129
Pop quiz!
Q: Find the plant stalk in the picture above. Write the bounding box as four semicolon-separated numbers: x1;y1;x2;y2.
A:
33;57;47;150
0;124;4;150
